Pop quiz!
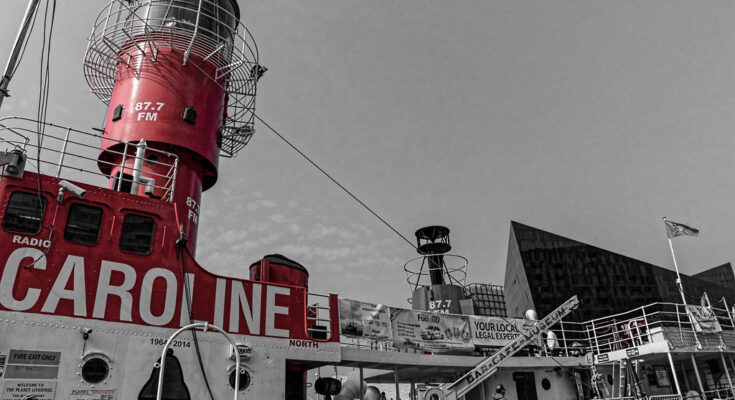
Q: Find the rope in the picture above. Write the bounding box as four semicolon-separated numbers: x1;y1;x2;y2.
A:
19;0;55;271
254;113;417;251
176;236;216;400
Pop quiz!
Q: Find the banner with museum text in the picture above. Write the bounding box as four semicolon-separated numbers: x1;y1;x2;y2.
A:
338;299;392;340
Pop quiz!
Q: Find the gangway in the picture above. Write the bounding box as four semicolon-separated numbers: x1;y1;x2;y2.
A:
422;296;580;400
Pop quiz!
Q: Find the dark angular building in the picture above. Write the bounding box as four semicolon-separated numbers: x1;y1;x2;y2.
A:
504;221;735;321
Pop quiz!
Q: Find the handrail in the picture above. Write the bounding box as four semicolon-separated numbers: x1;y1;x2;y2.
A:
306;292;338;342
0;116;179;201
335;293;733;360
157;322;241;400
584;301;735;357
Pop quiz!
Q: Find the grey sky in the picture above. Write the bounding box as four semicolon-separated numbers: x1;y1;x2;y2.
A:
2;1;735;307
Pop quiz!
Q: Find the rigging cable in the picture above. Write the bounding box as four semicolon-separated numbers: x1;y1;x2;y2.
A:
37;0;56;146
175;234;216;400
20;0;56;269
254;114;417;251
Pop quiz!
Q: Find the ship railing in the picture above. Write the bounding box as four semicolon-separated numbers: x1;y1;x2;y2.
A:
545;319;592;357
585;302;735;356
703;386;735;399
403;254;469;290
648;395;684;400
0;116;179;202
339;337;414;353
307;292;334;341
0;122;30;152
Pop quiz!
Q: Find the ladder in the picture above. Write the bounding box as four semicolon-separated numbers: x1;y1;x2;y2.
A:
590;362;610;398
423;296;580;400
619;360;626;396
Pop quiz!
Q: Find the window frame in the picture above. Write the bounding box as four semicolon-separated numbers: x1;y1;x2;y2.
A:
119;213;156;255
64;202;104;246
2;191;47;235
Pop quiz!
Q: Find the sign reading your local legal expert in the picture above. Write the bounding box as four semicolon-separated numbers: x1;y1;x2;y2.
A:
469;316;527;348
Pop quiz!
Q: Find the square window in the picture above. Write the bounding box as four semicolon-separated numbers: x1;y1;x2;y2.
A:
120;214;155;254
3;191;46;234
64;204;103;245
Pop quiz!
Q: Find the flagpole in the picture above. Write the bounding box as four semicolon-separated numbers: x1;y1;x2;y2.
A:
663;216;701;349
664;217;688;307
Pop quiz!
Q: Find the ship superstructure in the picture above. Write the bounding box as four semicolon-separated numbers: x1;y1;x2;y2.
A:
1;1;734;400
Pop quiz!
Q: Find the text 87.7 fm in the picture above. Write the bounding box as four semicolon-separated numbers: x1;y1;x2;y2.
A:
135;101;164;121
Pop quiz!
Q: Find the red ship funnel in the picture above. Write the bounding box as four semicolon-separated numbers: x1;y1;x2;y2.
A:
249;254;309;289
83;0;261;253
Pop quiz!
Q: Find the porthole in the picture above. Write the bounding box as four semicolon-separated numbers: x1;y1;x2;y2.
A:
82;357;109;383
541;378;551;390
228;368;251;391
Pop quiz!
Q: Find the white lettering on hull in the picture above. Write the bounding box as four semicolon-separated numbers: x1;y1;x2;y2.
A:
93;261;136;321
140;268;177;325
266;286;290;337
11;235;51;248
214;278;226;328
0;248;297;338
230;282;261;335
0;248;46;310
41;255;86;316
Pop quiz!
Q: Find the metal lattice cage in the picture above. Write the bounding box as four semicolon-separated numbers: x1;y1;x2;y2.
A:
83;0;260;158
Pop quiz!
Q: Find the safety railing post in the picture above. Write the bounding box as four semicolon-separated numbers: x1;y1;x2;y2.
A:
116;142;128;191
642;306;651;344
590;320;600;355
168;157;178;201
675;303;684;345
559;319;569;357
56;127;72;177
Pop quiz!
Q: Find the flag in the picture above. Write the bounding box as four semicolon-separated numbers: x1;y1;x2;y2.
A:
664;219;699;238
701;292;711;309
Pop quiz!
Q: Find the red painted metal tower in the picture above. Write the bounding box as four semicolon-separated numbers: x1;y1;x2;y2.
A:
83;0;261;254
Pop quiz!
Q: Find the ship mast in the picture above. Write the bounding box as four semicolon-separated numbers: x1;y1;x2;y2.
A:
0;0;42;110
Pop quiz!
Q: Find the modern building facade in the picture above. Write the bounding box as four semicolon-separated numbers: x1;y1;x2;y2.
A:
504;221;735;321
464;283;507;317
